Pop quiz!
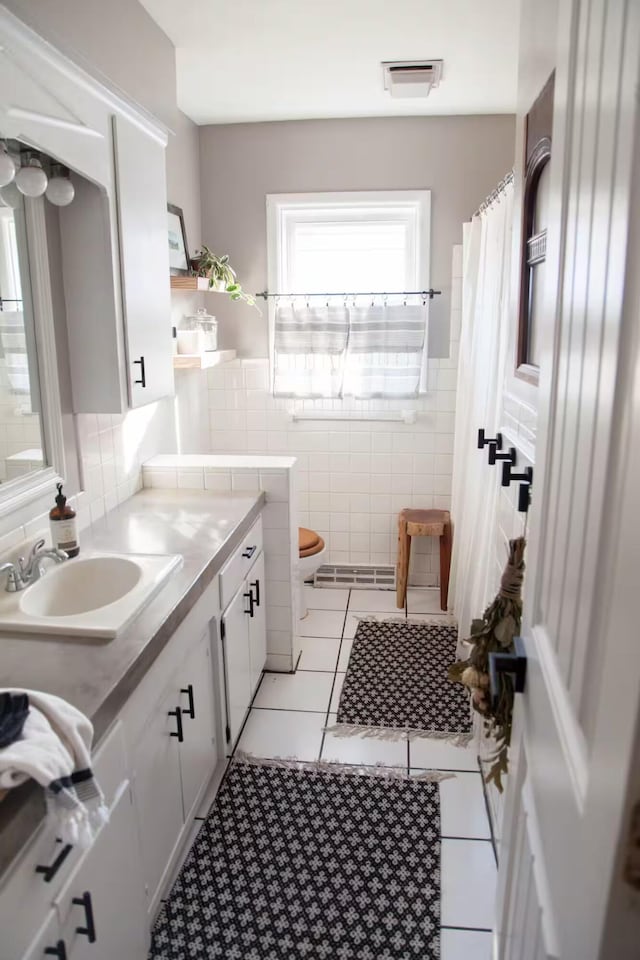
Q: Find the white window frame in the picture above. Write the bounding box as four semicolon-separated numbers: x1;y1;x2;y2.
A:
266;190;431;397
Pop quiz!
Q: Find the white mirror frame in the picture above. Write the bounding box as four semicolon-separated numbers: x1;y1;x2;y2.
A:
0;194;65;519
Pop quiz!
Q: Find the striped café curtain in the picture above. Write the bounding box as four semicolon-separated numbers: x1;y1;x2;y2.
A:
273;301;428;398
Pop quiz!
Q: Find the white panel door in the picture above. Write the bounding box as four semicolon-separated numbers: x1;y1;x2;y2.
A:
57;783;147;960
178;629;218;820
496;1;640;958
222;586;252;749
248;551;267;695
112;114;174;407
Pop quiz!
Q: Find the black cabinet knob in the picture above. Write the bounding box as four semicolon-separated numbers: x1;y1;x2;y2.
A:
488;636;527;708
242;545;257;559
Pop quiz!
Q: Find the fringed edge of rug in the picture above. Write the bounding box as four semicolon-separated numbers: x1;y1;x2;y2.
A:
232;751;456;782
323;723;475;747
352;614;458;628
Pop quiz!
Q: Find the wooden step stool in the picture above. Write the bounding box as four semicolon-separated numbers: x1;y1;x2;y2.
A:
396;508;452;611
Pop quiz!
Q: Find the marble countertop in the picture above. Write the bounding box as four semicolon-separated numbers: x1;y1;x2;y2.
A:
0;488;264;876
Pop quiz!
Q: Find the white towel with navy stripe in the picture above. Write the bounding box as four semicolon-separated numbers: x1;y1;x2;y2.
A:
0;689;108;847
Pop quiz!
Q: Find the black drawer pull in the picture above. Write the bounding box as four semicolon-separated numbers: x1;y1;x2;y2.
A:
244;590;255;618
250;579;260;607
133;355;146;387
181;684;195;719
242;545;257;559
72;890;96;943
44;941;67;959
168;706;184;742
35;839;72;882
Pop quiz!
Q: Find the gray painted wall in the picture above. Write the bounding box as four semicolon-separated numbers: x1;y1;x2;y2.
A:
3;0;177;128
199;115;516;357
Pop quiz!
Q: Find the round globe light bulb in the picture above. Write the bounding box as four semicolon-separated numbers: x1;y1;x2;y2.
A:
46;172;75;207
0;147;16;188
15;156;48;198
0;181;23;209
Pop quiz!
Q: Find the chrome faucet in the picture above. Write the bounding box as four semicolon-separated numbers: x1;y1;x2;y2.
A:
0;539;68;592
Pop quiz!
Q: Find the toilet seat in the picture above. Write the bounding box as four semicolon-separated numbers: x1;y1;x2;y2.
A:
299;527;325;558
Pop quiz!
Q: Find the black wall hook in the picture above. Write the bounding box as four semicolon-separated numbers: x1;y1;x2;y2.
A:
477;428;503;450
502;463;533;488
489;445;516;466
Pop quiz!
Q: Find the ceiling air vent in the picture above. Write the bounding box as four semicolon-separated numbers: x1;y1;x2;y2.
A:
382;60;443;99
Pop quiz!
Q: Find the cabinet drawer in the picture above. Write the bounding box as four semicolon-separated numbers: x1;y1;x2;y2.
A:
219;517;263;611
0;721;126;960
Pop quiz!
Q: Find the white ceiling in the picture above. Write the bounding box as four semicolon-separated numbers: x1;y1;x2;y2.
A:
141;0;520;125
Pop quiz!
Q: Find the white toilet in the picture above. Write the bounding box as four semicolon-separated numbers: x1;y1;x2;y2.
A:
298;527;326;618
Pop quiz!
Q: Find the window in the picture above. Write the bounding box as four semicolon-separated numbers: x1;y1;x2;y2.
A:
267;191;431;399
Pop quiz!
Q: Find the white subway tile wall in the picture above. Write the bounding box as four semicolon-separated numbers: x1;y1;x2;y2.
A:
143;455;300;672
204;250;462;587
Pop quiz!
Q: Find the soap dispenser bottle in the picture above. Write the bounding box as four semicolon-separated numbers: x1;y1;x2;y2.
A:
49;483;79;557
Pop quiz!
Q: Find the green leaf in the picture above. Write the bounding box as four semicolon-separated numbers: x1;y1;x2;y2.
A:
226;283;240;292
230;293;241;300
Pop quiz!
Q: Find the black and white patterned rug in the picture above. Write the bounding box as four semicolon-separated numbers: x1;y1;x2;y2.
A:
330;618;473;743
150;759;441;960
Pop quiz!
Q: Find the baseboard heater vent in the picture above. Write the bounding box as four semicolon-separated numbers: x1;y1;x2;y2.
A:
313;563;396;590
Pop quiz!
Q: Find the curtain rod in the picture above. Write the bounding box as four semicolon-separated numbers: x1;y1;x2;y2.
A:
255;289;442;300
473;169;515;218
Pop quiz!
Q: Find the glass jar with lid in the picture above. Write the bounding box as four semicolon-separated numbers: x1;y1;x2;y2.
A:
186;307;218;351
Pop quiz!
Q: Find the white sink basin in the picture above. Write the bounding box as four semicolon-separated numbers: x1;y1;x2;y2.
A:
0;552;182;639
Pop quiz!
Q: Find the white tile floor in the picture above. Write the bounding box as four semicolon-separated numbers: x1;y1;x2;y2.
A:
235;585;498;957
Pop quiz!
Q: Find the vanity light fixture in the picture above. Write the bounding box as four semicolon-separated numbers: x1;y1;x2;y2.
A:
45;164;74;207
15;151;48;198
0;141;16;187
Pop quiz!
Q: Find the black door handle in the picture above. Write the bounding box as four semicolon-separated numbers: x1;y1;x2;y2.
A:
181;684;195;719
72;890;96;943
488;636;527;708
244;590;255;618
44;942;68;959
168;706;184;742
250;579;260;607
35;839;72;882
242;545;257;559
133;355;146;387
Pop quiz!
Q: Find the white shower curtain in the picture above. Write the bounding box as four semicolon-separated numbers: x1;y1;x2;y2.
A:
449;181;514;640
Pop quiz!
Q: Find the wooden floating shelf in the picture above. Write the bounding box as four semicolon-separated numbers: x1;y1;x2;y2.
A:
173;349;236;370
170;276;220;292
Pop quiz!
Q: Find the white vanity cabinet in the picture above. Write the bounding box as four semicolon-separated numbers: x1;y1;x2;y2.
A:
53;781;147;960
122;583;221;922
220;519;267;748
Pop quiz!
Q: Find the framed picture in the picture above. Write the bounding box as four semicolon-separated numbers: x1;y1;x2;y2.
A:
167;203;190;275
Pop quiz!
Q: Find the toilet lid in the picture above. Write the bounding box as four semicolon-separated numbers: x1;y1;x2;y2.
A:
299;527;321;553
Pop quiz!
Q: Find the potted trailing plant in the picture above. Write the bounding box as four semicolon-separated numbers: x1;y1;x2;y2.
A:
191;246;260;311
